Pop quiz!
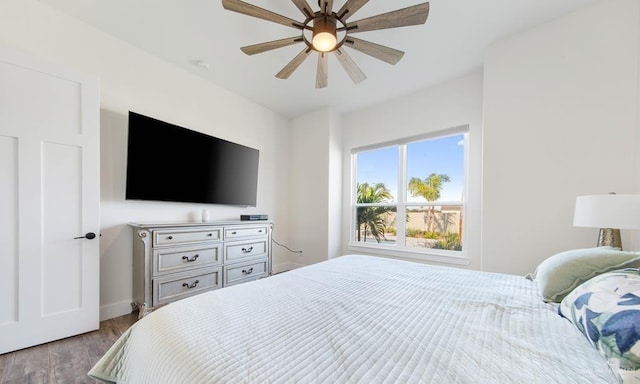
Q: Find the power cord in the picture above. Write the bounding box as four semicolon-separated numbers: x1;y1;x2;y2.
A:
270;223;303;254
273;238;303;254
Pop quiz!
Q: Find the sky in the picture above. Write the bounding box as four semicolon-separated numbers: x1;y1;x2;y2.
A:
356;134;465;203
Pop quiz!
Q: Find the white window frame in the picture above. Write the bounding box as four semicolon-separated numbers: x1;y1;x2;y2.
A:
348;125;470;265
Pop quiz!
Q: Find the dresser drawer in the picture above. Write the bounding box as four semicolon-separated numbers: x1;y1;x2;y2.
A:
224;225;268;240
153;227;222;246
153;244;222;276
225;239;268;263
224;258;268;286
153;268;221;306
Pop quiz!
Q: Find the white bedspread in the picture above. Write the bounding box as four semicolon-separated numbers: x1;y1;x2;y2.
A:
89;255;617;383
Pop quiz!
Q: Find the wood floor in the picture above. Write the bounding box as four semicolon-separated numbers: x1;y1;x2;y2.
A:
0;313;138;384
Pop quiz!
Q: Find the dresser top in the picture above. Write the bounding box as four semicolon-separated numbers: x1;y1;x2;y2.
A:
129;220;272;229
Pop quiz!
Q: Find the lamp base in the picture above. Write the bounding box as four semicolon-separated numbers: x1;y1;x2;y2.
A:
597;228;622;250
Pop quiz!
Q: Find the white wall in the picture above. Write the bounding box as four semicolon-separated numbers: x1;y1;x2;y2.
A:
0;0;290;320
482;0;640;275
287;107;341;268
340;71;484;270
339;0;640;277
4;0;639;321
328;110;343;260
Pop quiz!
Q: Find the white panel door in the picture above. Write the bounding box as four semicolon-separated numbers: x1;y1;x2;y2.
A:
0;46;100;354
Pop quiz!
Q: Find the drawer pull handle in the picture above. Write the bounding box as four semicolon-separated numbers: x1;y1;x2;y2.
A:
182;255;199;262
241;246;254;253
258;230;263;233
207;233;213;237
167;236;173;240
182;280;200;289
231;231;237;235
242;268;254;275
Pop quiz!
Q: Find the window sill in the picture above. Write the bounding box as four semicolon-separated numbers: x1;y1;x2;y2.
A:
347;243;470;266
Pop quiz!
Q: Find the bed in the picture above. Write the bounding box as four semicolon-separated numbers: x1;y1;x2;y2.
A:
89;254;623;383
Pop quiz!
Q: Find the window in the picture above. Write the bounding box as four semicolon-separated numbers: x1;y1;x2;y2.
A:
351;128;467;262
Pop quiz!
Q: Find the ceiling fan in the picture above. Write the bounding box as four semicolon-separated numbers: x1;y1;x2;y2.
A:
221;0;430;88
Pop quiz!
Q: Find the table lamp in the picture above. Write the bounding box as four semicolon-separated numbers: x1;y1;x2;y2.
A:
573;193;640;250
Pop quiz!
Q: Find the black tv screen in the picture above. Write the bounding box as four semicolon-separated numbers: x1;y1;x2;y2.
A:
125;111;259;206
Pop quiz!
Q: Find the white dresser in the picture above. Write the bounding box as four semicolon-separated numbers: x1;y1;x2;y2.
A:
130;220;272;315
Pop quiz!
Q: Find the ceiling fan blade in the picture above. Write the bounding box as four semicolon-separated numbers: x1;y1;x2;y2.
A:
316;53;328;89
336;0;369;21
344;36;404;65
319;0;334;14
291;0;314;19
276;48;313;79
222;0;304;30
241;36;303;55
347;2;429;34
334;49;366;84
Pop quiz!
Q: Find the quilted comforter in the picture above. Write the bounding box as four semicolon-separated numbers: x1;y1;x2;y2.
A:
89;255;617;383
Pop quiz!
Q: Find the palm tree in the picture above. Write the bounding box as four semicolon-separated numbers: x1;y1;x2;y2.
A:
407;173;450;233
433;211;456;233
356;182;393;242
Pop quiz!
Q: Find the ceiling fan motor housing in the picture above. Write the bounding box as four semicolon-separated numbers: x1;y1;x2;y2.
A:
312;15;338;52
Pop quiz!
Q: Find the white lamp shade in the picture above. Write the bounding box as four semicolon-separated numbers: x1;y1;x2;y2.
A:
574;194;640;229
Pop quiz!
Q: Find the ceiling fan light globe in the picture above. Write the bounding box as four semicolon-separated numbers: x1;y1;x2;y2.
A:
312;32;337;52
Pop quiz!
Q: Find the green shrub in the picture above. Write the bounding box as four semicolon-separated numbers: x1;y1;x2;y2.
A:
433;233;462;251
406;228;424;238
406;229;442;239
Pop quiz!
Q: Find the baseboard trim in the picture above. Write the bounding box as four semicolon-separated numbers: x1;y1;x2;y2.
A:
100;300;134;321
272;262;304;274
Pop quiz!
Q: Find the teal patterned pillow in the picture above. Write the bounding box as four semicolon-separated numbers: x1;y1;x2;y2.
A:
559;269;640;383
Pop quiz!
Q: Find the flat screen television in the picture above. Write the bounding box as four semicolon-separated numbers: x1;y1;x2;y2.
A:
125;111;259;206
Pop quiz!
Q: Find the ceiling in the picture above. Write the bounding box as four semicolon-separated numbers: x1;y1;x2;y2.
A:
36;0;601;118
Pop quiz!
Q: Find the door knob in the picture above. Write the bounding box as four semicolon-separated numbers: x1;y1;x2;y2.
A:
74;232;97;240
